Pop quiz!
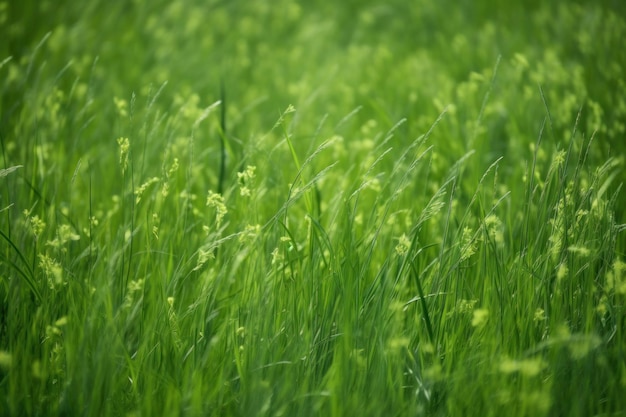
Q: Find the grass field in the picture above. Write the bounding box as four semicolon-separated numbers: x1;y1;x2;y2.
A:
2;1;626;416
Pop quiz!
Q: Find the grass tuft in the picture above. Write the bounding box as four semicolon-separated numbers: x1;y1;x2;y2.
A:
1;1;625;416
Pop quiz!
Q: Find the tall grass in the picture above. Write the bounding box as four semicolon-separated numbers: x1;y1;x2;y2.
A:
1;1;625;416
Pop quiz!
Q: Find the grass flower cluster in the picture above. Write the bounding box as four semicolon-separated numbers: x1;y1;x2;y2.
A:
1;0;625;416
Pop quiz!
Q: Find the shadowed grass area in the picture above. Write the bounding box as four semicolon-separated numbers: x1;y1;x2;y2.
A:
1;1;625;416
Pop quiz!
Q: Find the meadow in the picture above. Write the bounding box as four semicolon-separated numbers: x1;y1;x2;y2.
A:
1;1;626;416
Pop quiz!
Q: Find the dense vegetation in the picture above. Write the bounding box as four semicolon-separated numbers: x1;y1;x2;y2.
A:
1;1;625;416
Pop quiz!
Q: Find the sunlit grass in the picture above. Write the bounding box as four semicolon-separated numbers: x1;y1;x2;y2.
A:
2;1;626;416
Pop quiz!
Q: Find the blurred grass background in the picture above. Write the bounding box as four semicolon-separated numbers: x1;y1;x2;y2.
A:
3;0;625;206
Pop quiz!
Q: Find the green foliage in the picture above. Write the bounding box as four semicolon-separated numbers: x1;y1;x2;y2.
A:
1;1;625;416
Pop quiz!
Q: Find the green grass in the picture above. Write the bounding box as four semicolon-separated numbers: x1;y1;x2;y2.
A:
1;0;626;416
